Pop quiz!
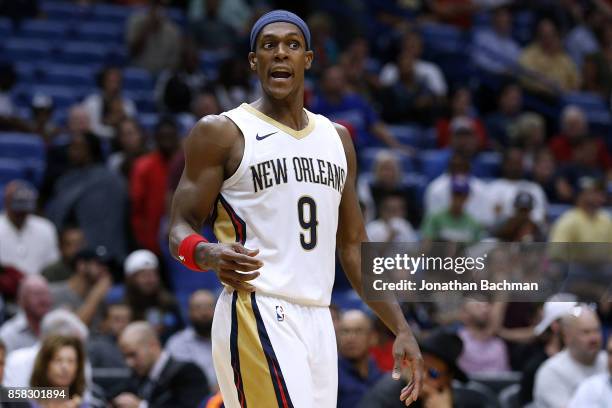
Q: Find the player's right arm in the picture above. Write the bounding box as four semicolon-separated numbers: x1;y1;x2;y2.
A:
168;116;262;292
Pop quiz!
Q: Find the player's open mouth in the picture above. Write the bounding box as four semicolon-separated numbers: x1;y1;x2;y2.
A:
270;71;292;79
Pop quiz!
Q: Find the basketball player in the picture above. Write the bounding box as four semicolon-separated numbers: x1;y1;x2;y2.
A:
168;10;423;407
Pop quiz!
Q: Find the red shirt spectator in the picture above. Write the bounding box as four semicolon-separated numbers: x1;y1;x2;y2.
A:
130;118;180;254
549;136;611;170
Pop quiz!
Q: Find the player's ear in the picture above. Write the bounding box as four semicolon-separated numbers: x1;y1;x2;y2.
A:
305;50;314;70
248;52;257;71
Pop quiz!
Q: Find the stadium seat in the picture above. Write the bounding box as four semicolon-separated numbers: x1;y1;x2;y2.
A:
123;67;155;92
388;124;422;147
512;11;535;45
91;3;133;24
14;85;82;110
13;62;37;82
563;92;608;111
470;371;521;394
472;152;501;178
420;149;451;180
41;1;91;21
199;50;231;81
3;38;54;62
59;41;111;65
499;384;520;408
331;289;366;311
0;159;26;185
74;22;123;43
19;19;67;40
0;133;46;162
0;17;12;38
138;113;158;134
126;90;157;114
548;204;571;223
44;64;97;88
420;22;467;55
454;381;500;408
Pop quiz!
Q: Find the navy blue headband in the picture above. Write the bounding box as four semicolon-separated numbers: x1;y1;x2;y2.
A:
250;10;311;51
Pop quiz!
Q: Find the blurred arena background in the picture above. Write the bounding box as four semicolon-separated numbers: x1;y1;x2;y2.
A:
0;0;611;407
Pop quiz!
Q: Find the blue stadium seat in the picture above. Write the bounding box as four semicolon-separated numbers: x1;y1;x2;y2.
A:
59;41;110;65
420;23;467;54
0;132;45;161
388;124;422;147
13;62;37;81
91;3;132;24
41;1;91;21
472;152;501;178
126;90;157;114
331;289;366;311
123;67;154;92
512;11;535;45
0;159;26;185
44;64;97;88
20;19;67;40
138;113;158;133
14;84;82;110
420;149;451;180
74;22;123;43
199;50;231;81
548;204;571;223
3;38;54;62
563;92;607;111
359;147;415;173
0;17;12;38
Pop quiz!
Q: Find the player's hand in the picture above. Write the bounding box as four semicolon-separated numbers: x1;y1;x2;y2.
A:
197;242;262;292
113;392;141;408
392;328;424;406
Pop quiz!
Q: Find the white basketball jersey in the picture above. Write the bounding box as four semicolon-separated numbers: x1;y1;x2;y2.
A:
213;103;347;306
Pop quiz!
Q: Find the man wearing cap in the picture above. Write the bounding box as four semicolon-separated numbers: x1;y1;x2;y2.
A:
169;9;423;407
49;247;112;328
123;249;183;342
493;190;544;242
519;296;577;406
359;330;469;408
534;304;606;408
0;181;60;276
421;175;483;245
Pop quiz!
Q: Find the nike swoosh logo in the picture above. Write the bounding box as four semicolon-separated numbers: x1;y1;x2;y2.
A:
178;255;185;262
256;131;277;141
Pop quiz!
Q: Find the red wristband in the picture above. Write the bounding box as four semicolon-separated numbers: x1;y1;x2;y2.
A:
178;234;208;271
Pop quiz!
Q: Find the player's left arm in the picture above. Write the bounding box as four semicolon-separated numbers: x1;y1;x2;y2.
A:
334;123;423;406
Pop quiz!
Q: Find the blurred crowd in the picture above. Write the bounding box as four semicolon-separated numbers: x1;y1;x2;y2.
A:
0;0;611;407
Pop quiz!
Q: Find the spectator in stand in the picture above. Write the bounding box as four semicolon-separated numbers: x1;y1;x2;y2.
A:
357;150;419;225
123;250;184;342
189;0;236;51
113;321;208;407
186;0;252;34
549;105;611;170
130;117;179;255
3;309;88;388
447;116;482;161
156;38;207;114
534;304;607;408
337;310;382;408
565;6;603;68
213;56;260;112
512;112;546;171
520;296;577;406
549;176;612;244
338;37;380;101
379;49;437;126
484;82;523;149
436;88;487;151
359;330;469;408
487;147;548;225
421;175;483;244
107;118;147;180
49;247;112;328
0;276;52;353
82;67;137;141
126;0;181;74
309;65;409;153
46;132;129;261
165;290;217;390
529;149;559;203
29;94;60;144
88;302;131;370
0;62;30;132
493;191;544;242
429;0;478;30
425;153;491;227
519;18;580;95
29;335;87;407
42;225;85;283
379;30;448;101
555;138;606;203
457;299;511;374
586;22;612;98
307;12;339;76
472;6;522;74
365;194;418;243
569;334;612;407
0;181;60;276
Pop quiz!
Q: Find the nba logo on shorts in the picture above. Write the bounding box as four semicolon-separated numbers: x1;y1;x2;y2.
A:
275;305;285;321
